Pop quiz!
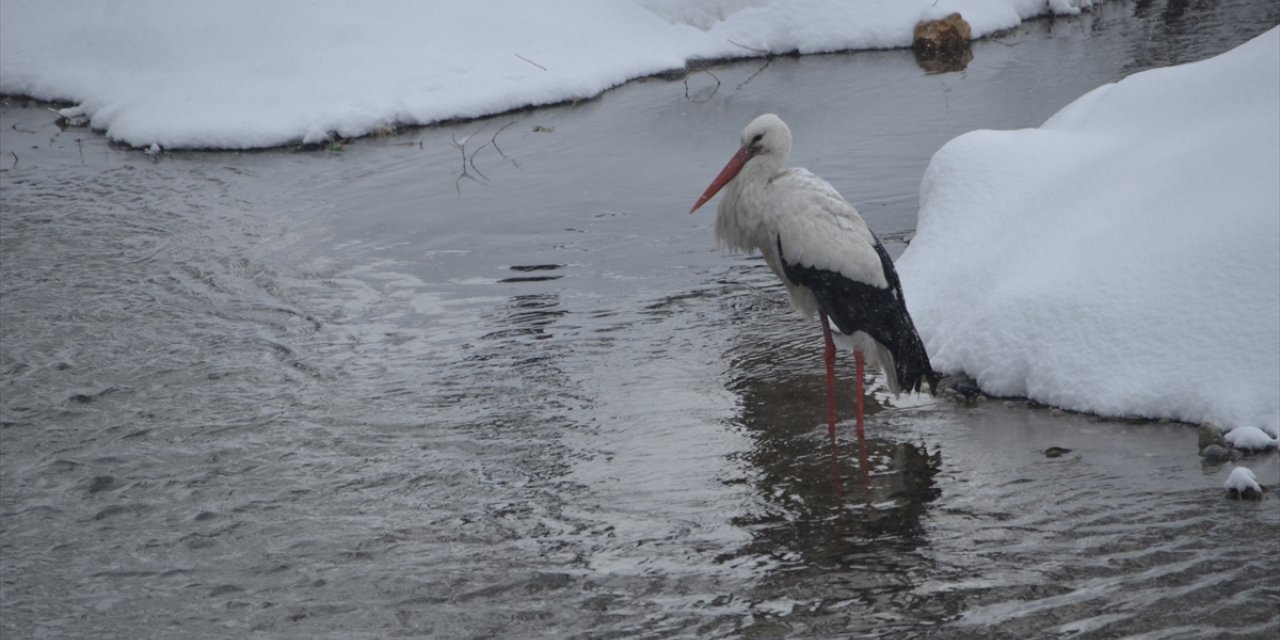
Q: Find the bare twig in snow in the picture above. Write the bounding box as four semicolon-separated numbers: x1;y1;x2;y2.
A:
514;53;548;71
727;39;770;55
9;151;17;168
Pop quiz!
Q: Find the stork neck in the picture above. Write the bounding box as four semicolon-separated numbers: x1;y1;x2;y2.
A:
743;151;783;184
725;153;782;203
715;154;784;254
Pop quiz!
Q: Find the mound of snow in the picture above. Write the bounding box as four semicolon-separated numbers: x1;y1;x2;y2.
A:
1;0;1098;149
1223;466;1263;500
898;28;1280;433
1224;426;1279;451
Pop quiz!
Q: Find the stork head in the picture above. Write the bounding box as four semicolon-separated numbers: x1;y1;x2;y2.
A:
739;113;792;160
691;113;792;213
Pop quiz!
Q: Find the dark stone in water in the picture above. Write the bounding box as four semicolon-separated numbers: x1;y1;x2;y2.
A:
1199;444;1233;462
1044;447;1072;458
938;373;983;405
87;475;118;495
1226;485;1264;501
1197;422;1228;452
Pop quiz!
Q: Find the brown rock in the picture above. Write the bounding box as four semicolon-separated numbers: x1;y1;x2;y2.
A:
913;13;973;55
912;13;973;73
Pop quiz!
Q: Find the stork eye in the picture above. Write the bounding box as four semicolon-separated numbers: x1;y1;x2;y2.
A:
751;133;764;144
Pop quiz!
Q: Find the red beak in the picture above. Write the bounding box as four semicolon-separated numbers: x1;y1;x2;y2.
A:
690;146;753;213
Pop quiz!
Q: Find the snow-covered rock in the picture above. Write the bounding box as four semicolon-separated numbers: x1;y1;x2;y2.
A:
1223;466;1264;500
1224;426;1279;451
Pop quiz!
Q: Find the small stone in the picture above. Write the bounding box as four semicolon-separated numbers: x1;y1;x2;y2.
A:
1199;444;1233;462
87;475;118;495
1197;422;1228;452
1044;446;1072;458
938;373;983;406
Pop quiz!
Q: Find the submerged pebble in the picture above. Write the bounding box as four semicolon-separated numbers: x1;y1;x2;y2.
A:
938;373;984;406
1199;444;1234;462
1198;422;1228;451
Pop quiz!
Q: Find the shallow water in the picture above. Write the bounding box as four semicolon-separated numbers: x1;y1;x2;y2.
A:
3;1;1279;638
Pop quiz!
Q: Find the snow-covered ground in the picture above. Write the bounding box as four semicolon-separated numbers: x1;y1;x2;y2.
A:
898;27;1280;438
0;0;1098;150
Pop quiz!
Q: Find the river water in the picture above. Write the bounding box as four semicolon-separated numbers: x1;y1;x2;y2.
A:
2;1;1278;638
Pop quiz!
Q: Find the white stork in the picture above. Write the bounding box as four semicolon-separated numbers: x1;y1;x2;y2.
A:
690;113;937;443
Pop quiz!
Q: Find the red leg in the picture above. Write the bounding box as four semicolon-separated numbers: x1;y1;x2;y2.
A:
819;312;838;446
855;349;871;489
854;350;866;441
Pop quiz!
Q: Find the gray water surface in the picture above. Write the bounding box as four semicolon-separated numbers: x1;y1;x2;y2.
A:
3;1;1279;638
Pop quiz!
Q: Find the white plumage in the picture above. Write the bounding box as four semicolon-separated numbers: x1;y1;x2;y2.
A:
691;113;936;440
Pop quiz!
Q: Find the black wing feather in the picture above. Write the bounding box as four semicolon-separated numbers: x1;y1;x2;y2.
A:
778;234;938;394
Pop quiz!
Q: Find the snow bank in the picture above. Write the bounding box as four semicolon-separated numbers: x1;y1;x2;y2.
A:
0;0;1098;149
898;28;1280;435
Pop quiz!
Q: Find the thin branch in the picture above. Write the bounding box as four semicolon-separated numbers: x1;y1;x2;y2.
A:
727;39;770;56
736;59;771;90
468;142;490;180
451;134;475;194
491;120;519;167
684;70;721;103
450;126;486;195
723;39;776;91
686;69;716;101
453;172;472;195
8;151;17;168
514;53;548;71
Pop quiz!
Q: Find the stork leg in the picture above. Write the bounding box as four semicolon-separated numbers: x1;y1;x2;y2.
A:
854;350;866;441
818;312;838;446
854;349;871;489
